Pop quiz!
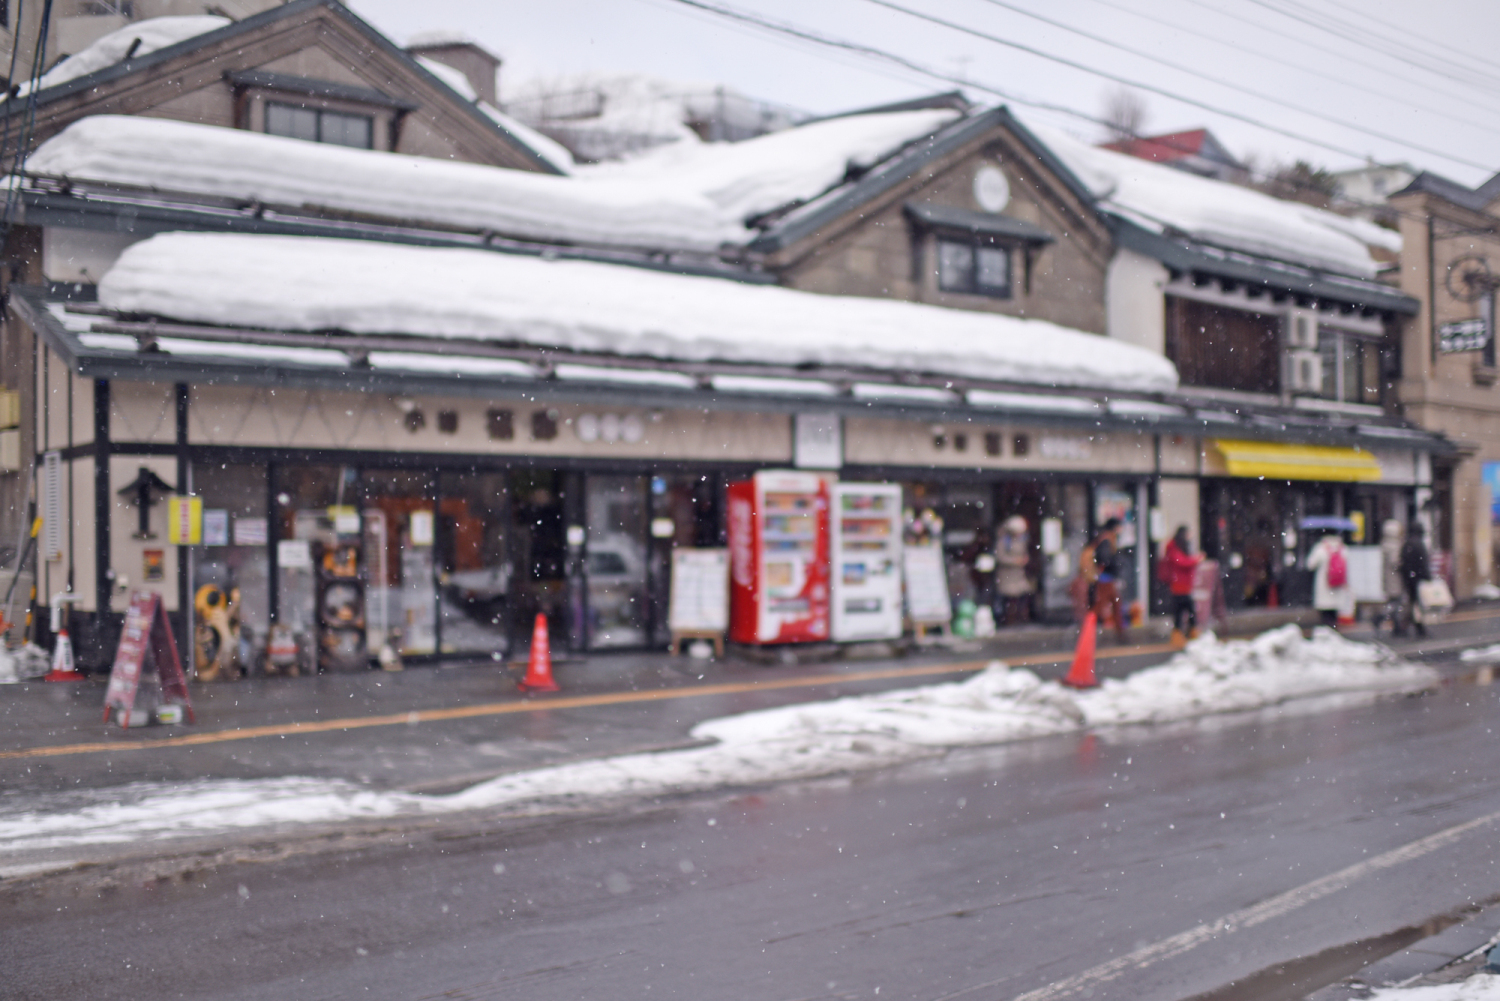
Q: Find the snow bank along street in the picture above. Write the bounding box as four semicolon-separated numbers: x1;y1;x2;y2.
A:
0;627;1436;862
1370;974;1500;1000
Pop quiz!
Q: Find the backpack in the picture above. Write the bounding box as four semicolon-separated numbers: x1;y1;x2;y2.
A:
1326;547;1347;589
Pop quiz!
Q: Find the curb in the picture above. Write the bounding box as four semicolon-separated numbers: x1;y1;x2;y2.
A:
1306;904;1500;999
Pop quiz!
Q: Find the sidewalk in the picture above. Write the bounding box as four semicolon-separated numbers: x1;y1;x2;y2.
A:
1;605;1495;806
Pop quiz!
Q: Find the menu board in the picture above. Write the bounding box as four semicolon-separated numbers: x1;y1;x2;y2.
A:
903;543;951;624
668;548;730;634
103;591;193;728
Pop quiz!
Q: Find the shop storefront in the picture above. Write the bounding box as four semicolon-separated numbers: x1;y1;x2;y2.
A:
15;282;1449;673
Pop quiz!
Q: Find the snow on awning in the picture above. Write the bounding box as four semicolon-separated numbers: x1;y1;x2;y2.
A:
95;233;1179;394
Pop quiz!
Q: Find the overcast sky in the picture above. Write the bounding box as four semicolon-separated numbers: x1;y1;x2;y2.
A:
350;0;1500;187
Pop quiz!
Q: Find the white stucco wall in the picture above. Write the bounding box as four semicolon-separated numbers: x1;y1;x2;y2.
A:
1106;248;1169;356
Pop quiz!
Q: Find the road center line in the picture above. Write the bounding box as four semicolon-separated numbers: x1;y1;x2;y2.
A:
0;643;1176;762
975;809;1500;1001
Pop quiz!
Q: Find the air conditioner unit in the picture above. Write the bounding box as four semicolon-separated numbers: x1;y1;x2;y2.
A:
1289;350;1323;393
1285;309;1321;350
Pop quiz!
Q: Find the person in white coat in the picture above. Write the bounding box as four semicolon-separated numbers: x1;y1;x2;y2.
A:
1306;531;1354;627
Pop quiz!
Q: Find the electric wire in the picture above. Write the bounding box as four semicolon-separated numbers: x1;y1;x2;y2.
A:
656;0;1440;220
1024;0;1500;139
858;0;1497;174
1173;0;1500;118
1238;0;1500;97
1313;0;1500;83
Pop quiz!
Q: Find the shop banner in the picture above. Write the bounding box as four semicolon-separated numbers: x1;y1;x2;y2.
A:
167;495;201;545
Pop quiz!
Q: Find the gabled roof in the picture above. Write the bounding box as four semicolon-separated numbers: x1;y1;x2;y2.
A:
746;105;1100;255
1101;129;1243;171
1395;170;1500;214
0;0;562;174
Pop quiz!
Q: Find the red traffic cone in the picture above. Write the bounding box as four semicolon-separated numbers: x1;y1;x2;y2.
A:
518;613;559;692
1061;612;1099;689
44;629;85;682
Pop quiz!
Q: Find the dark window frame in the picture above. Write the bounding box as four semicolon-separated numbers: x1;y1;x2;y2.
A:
265;101;375;150
935;237;1013;299
1316;327;1385;406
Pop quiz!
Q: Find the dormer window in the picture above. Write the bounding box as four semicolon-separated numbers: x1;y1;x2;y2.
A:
937;240;1012;298
266;102;373;149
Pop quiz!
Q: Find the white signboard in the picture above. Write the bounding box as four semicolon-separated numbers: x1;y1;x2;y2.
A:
1345;545;1384;603
668;548;730;634
233;517;268;546
903;543;951;624
794;412;842;469
277;539;311;570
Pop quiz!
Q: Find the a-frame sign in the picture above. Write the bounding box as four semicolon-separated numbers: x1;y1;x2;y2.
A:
103;591;195;728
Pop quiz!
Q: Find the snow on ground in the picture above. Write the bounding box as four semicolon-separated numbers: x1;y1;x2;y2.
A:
1032;123;1397;277
95;232;1179;392
0;627;1434;859
1461;643;1500;663
1368;974;1500;1000
18;16;228;96
28;108;950;251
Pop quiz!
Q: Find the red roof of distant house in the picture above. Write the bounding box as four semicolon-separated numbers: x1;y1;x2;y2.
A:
1101;129;1209;164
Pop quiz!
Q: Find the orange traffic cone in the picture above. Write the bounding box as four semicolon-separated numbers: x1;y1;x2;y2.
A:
518;613;559;692
1061;612;1099;689
44;629;84;682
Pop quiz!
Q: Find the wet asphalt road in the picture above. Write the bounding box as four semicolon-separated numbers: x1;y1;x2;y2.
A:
5;678;1500;1001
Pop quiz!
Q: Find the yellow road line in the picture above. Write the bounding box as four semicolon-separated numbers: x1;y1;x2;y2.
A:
0;641;1176;761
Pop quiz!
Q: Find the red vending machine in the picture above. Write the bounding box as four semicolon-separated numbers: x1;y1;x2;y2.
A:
728;471;831;645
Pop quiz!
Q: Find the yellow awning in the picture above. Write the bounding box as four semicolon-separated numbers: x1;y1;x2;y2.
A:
1213;439;1382;482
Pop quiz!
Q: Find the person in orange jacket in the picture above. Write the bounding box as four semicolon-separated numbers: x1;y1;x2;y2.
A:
1161;525;1203;649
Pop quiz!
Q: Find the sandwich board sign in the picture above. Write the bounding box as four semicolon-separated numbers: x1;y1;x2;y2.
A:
103;591;194;728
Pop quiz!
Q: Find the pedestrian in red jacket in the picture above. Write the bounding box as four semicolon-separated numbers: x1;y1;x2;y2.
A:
1161;526;1203;648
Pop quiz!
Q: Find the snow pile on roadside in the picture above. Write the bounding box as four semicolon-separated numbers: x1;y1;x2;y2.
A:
1460;643;1500;663
1079;625;1434;726
0;628;1434;856
1368;974;1500;1000
96;233;1180;392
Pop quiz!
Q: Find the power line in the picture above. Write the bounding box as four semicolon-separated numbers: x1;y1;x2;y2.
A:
968;0;1500;173
656;0;1429;218
1070;0;1500;139
1312;0;1500;82
858;0;1496;173
1241;0;1500;97
1174;0;1500;122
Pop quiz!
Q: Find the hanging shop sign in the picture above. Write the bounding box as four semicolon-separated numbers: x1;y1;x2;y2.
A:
1439;318;1489;353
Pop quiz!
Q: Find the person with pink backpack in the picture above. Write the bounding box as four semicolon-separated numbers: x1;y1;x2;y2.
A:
1306;529;1354;627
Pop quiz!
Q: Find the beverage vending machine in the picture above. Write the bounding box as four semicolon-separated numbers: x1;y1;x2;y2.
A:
831;483;903;642
728;471;830;644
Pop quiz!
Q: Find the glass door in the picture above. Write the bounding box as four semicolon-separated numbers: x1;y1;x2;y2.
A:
437;471;512;656
362;470;437;656
586;475;648;649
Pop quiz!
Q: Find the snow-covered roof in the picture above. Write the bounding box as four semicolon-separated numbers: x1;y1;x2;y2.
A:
95;233;1179;393
580;107;959;228
1035;125;1400;277
28;109;957;252
25;15;228;96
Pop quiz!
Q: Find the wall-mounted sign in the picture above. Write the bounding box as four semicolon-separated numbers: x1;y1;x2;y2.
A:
233;517;268;546
277;539;312;570
409;510;434;547
142;548;165;582
794;412;842;469
167;495;202;545
202;509;229;547
1439;318;1489;353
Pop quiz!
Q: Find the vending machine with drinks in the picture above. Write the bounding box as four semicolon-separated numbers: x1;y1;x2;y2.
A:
728;471;830;644
831;483;903;642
